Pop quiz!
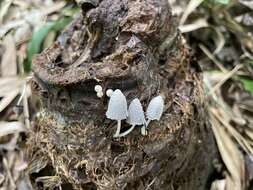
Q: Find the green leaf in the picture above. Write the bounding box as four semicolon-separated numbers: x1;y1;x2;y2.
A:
52;17;72;31
240;78;253;95
214;0;230;4
61;6;80;17
242;59;253;66
24;22;54;72
24;17;72;72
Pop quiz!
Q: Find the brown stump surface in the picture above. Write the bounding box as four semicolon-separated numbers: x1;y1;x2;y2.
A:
28;0;217;189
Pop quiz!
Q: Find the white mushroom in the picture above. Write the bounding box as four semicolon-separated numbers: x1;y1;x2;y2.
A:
118;98;145;137
97;91;104;98
106;89;114;97
94;85;103;92
141;95;164;135
95;85;104;98
106;89;128;137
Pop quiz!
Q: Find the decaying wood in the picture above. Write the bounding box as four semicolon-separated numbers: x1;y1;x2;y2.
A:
28;0;217;189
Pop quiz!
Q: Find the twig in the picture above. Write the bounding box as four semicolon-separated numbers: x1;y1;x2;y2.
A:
199;44;227;73
145;177;157;190
208;64;243;95
23;81;30;129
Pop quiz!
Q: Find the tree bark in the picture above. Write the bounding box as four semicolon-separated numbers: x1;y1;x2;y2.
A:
28;0;217;189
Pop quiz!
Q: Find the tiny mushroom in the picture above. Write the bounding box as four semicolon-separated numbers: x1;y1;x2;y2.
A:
118;98;146;137
94;85;103;92
141;95;164;135
95;85;103;98
106;89;128;137
97;91;104;98
106;89;114;97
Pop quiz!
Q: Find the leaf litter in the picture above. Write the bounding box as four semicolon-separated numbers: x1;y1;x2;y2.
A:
0;0;77;189
0;0;253;189
170;0;253;189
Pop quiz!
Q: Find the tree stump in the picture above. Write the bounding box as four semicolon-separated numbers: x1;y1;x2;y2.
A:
28;0;217;189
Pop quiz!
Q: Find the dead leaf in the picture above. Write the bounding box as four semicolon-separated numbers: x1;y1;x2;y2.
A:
0;0;13;24
17;179;33;190
0;173;4;185
210;108;245;190
239;0;253;10
0;77;24;113
211;179;226;190
1;35;17;77
14;23;31;44
179;18;208;33
0;89;20;113
0;133;18;151
41;1;66;16
179;0;204;25
245;155;253;183
0;122;25;138
0;19;25;38
0;77;23;97
3;157;16;189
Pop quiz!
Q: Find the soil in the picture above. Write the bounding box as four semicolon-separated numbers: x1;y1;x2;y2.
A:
28;0;218;189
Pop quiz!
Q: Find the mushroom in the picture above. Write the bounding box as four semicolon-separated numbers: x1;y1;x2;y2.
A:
106;89;114;97
141;95;164;135
94;85;103;98
118;98;145;137
94;85;102;92
97;91;104;98
106;89;128;137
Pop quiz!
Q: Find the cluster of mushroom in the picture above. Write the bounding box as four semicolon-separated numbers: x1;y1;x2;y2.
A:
95;85;164;137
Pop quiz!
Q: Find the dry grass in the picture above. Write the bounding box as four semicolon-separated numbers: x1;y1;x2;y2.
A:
170;0;253;189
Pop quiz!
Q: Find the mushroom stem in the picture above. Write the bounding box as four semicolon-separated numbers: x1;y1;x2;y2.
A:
113;120;121;137
141;119;151;136
118;125;136;137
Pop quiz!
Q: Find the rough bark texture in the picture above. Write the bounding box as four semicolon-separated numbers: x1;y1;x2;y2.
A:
28;0;217;189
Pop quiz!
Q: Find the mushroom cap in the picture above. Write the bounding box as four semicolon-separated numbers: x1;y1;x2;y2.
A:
94;85;103;92
106;89;128;120
126;98;146;125
97;91;104;98
146;95;164;121
106;89;114;97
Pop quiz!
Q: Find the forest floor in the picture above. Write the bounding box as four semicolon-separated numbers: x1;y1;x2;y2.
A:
0;0;253;189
